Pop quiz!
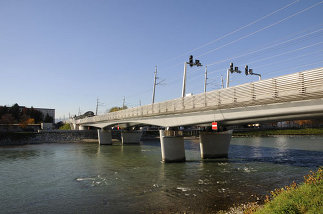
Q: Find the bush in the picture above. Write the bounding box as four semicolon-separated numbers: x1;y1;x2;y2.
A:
59;123;71;130
253;168;323;214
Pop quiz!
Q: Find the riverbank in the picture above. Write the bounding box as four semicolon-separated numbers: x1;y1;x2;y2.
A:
233;128;323;136
0;130;98;145
218;168;323;214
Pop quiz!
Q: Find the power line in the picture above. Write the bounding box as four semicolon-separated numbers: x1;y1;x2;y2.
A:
205;28;323;67
159;0;300;67
197;1;323;58
162;40;323;91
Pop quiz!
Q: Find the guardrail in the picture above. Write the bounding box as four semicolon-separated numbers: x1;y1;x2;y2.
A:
76;67;323;124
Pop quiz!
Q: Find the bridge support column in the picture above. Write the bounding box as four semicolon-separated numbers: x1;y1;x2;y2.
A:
79;125;88;130
199;130;233;159
159;130;185;163
97;129;112;145
121;131;142;144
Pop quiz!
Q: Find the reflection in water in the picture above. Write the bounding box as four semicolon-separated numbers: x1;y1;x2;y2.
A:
0;136;322;213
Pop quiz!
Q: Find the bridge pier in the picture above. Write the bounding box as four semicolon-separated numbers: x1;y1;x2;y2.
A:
97;129;112;145
199;130;232;159
79;125;88;130
159;130;185;163
121;131;142;144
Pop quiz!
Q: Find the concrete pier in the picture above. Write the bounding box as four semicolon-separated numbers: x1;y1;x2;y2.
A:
79;125;88;130
97;129;112;145
121;131;142;144
199;130;232;159
159;130;185;163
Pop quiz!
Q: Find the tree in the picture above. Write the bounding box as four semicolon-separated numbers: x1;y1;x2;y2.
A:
0;114;16;124
108;106;128;113
44;113;54;123
9;103;20;121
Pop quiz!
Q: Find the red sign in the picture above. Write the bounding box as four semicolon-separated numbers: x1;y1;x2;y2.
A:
212;122;218;130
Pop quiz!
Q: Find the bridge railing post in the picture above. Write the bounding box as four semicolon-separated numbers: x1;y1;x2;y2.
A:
233;88;237;103
272;79;278;98
204;93;207;107
251;83;256;101
192;96;195;109
298;72;305;95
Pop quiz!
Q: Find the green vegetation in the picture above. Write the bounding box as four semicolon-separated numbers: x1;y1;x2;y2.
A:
59;123;71;130
234;128;323;136
218;168;323;214
231;168;323;214
254;167;323;214
108;106;128;112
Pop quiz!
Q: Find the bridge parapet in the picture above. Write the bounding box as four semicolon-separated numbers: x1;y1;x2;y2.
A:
75;67;323;125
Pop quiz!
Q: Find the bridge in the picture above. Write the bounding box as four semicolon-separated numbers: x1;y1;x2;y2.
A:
70;67;323;162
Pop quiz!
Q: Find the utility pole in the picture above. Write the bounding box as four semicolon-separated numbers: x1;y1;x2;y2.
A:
95;97;99;115
182;62;188;97
139;99;141;106
122;96;125;109
152;66;158;104
78;107;81;116
204;66;208;93
221;75;224;89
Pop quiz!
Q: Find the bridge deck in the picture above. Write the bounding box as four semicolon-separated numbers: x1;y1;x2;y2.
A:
75;67;323;126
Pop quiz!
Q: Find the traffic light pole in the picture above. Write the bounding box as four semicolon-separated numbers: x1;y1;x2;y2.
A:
152;66;157;104
182;62;187;98
204;66;208;93
226;69;230;88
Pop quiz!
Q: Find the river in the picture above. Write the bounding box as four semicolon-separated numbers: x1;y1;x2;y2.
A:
0;136;322;213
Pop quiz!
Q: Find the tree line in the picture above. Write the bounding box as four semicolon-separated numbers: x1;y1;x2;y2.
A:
0;103;53;125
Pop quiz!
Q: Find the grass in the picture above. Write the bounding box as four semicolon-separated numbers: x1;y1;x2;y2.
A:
217;168;323;214
234;128;323;136
243;168;323;214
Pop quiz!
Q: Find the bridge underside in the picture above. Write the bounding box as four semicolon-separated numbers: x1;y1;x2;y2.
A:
80;98;323;128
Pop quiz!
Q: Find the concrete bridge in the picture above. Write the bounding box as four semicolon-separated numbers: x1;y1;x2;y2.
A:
70;67;323;162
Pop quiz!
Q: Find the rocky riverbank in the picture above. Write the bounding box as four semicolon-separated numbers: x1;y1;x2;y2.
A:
0;130;98;145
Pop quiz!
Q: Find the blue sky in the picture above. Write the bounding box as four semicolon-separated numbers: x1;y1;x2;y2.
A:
0;0;322;119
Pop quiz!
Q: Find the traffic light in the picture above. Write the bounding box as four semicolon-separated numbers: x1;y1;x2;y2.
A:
235;67;238;72
189;55;194;67
249;69;253;74
245;65;249;75
230;62;233;72
195;59;202;66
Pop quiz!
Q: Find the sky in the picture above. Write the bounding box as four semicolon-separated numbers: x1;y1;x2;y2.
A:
0;0;322;120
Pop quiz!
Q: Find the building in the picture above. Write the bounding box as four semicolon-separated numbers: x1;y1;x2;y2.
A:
18;106;55;121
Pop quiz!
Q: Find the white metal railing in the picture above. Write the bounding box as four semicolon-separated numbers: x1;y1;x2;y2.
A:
76;67;323;124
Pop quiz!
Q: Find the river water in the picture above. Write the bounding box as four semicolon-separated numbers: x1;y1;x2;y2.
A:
0;136;322;213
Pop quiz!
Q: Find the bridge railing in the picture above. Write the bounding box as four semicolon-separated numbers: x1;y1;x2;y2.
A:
77;67;323;124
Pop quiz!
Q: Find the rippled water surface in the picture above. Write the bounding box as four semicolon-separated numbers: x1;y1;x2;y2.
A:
0;136;322;213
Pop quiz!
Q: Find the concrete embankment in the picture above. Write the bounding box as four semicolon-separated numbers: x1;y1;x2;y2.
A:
0;130;98;146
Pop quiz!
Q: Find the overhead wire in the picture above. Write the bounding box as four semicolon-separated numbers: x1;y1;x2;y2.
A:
187;42;323;90
103;1;322;109
196;1;323;58
159;0;300;66
166;32;323;88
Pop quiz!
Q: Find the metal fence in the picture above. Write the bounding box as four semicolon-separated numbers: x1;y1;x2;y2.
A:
77;67;323;124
